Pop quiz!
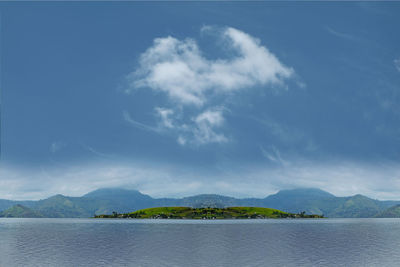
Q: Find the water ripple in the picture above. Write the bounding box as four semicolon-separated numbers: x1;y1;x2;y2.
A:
1;218;400;266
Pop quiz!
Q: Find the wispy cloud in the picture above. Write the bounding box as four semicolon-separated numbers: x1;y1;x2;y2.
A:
394;58;400;72
81;144;113;158
188;108;228;145
260;145;288;166
123;111;161;133
50;142;65;153
325;26;357;41
155;107;174;129
155;107;228;146
251;116;317;152
126;26;294;145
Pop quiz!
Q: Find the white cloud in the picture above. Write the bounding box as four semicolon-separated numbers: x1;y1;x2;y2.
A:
124;107;227;145
195;109;224;126
131;27;293;106
177;136;187;146
394;58;400;72
162;108;228;146
127;26;294;145
191;109;228;145
155;107;174;128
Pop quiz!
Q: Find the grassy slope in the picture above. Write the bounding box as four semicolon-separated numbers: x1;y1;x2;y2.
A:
0;204;43;218
375;205;400;218
96;206;323;219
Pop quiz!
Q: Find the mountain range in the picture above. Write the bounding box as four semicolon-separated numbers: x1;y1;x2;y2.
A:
1;188;400;218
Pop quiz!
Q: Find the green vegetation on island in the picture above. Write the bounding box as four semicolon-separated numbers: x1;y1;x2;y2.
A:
95;206;323;219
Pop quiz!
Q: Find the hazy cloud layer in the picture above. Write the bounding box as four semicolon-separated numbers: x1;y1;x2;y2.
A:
1;161;400;201
127;26;293;145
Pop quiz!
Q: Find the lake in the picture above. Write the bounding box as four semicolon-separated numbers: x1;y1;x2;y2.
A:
1;218;400;266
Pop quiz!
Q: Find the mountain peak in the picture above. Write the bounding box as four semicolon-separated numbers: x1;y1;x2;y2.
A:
45;194;68;200
272;188;335;198
0;204;43;218
83;188;145;199
183;194;234;199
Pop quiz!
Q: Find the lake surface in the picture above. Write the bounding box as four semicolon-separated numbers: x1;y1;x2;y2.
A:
1;218;400;266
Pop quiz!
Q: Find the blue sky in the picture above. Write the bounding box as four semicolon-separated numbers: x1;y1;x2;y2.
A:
1;2;400;200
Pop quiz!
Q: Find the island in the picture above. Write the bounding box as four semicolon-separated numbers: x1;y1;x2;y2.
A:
94;207;324;219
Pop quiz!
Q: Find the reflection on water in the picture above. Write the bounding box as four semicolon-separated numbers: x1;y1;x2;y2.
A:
1;218;400;266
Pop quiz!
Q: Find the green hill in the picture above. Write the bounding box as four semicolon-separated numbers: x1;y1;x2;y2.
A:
33;195;93;218
95;206;323;219
0;204;43;218
1;188;399;218
327;195;383;218
375;205;400;218
262;189;398;218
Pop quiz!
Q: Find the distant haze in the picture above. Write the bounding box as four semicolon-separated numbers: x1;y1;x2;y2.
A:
1;161;400;201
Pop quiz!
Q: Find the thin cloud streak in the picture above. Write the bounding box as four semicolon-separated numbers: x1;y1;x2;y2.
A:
325;26;358;41
123;111;161;133
260;145;288;167
81;144;114;158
